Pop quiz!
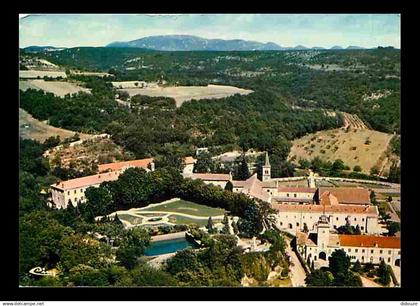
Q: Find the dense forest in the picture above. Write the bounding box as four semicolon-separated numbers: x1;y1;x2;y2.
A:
22;47;400;133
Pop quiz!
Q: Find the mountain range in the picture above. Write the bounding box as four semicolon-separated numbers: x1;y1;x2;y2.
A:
23;35;369;52
106;35;366;51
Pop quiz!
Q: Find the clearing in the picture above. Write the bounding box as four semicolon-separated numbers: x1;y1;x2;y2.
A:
115;83;253;107
289;113;398;176
20;80;90;97
19;70;67;79
19;108;93;143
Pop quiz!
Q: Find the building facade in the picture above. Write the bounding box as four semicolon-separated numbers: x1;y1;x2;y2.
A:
296;215;401;268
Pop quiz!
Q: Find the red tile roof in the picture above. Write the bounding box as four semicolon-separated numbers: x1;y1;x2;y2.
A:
320;192;340;206
98;158;154;173
319;187;370;205
51;171;120;191
278;187;317;193
338;235;400;249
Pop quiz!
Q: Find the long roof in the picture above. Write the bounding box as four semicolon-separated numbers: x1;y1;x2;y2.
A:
233;174;271;203
98;158;154;173
272;203;378;215
189;173;231;181
278;187;317;193
338;235;400;249
51;171;120;191
319;187;371;205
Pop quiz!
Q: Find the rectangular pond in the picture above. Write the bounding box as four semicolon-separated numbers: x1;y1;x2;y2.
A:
144;237;198;256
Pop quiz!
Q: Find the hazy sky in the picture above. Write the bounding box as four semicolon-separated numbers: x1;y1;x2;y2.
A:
19;14;400;49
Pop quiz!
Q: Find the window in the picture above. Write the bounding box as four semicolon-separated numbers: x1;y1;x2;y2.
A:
388;250;391;255
388;258;391;263
362;218;365;221
355;249;358;253
398;251;401;255
348;249;351;253
336;217;339;221
361;226;364;231
371;250;374;254
67;191;70;195
74;190;76;194
354;218;357;221
280;222;283;226
380;250;383;254
362;249;365;253
287;193;289;197
294;194;297;197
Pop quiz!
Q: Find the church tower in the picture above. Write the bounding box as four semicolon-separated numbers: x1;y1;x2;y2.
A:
262;152;271;182
317;215;330;250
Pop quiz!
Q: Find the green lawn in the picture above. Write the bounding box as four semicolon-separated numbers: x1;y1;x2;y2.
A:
167;214;222;227
141;200;225;217
118;214;144;225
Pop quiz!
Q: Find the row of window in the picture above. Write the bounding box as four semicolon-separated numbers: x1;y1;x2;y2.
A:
348;248;396;255
66;188;86;196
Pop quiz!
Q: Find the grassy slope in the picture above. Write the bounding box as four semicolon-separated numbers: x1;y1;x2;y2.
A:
288;127;394;175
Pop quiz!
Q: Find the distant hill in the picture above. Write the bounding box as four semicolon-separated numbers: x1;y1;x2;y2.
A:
346;46;366;50
107;35;284;51
330;46;344;50
23;46;66;53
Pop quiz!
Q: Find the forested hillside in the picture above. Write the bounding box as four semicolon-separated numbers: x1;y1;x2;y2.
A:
23;47;400;134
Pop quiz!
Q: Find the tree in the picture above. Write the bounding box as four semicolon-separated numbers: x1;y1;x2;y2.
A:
370;191;378;205
352;260;363;274
305;269;334;287
235;154;250;180
206;216;216;234
224;181;233;192
231;220;239;235
387;222;400;236
353;165;362;172
19;211;73;274
116;227;151;269
329;249;351;277
221;213;230;235
131;264;177;286
59;233;112;272
85;186;114;217
370;166;380;176
377;260;391;286
193;152;215;173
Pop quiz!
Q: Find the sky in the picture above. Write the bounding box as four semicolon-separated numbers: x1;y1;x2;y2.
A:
19;14;401;49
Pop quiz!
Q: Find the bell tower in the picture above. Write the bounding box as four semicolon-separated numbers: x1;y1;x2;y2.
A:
262;152;271;182
317;215;330;250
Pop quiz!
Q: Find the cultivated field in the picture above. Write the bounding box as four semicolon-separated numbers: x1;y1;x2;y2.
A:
19;108;93;142
289;127;394;175
117;84;253;107
20;80;91;97
19;70;67;79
